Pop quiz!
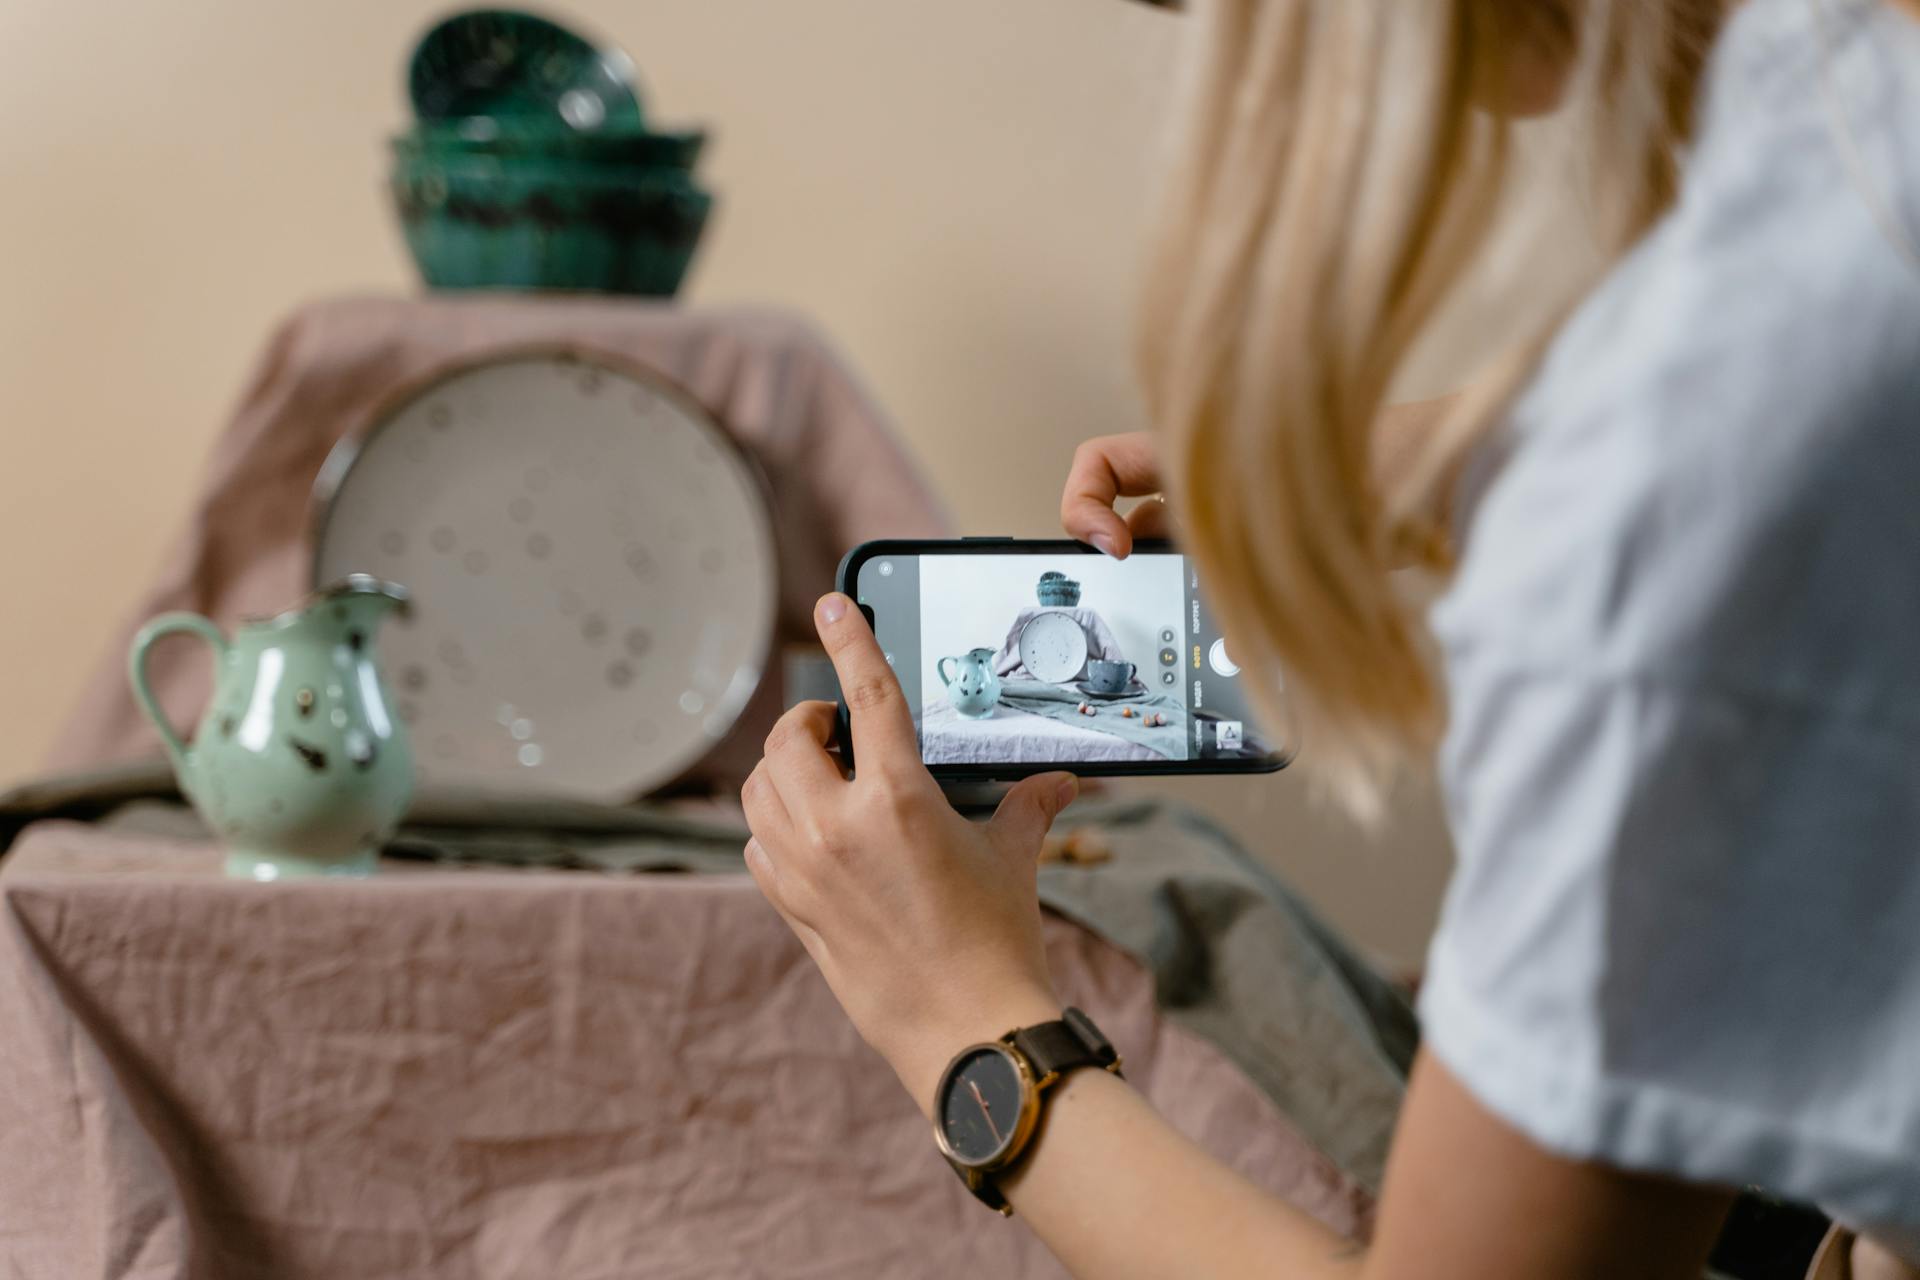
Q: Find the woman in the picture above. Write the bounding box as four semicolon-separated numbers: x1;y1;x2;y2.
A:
740;0;1920;1273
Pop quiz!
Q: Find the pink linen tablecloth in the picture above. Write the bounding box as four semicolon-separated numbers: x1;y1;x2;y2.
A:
0;822;1373;1279
46;295;952;795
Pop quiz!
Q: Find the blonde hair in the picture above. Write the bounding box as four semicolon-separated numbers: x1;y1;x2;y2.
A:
1139;0;1718;817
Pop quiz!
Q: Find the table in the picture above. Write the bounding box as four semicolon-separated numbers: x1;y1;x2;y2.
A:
919;696;1166;765
0;821;1371;1279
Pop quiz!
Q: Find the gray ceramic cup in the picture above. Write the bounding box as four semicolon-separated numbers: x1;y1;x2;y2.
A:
1085;659;1136;694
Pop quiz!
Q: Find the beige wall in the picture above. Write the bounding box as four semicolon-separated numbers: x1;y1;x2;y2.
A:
0;0;1468;964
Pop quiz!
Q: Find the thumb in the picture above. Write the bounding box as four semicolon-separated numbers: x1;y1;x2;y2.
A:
989;773;1079;856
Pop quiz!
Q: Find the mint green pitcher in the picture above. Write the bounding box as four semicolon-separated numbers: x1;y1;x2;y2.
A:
129;576;414;880
938;647;1002;720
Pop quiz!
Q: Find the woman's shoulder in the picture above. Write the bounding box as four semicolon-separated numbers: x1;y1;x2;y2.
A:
1439;4;1920;711
1488;0;1920;496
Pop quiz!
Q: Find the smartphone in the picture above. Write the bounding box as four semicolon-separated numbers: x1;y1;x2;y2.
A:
836;538;1293;779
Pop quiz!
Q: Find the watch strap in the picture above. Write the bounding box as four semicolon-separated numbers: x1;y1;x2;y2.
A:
949;1160;1012;1215
1009;1006;1122;1083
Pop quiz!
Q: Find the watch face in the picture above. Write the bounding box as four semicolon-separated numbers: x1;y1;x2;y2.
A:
938;1046;1027;1166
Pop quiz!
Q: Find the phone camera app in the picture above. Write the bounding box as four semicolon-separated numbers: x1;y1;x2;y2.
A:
872;546;1279;772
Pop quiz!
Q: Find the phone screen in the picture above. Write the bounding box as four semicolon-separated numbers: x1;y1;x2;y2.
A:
850;544;1288;773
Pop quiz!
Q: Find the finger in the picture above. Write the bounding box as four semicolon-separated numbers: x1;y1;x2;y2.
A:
1125;497;1173;543
743;836;787;908
743;835;818;939
763;699;846;798
988;773;1079;859
1061;434;1164;558
740;761;794;848
814;593;921;771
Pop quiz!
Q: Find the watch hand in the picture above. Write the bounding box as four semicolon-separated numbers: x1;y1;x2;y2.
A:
968;1080;1003;1144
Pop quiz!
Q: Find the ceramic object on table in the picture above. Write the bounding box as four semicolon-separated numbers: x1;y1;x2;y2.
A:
1073;680;1131;701
392;121;706;170
390;159;711;295
128;576;414;880
938;648;1002;720
310;350;778;801
1017;611;1090;684
1083;659;1136;694
409;9;643;131
1037;571;1081;607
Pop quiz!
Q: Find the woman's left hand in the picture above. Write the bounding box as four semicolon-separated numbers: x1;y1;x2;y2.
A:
741;593;1080;1115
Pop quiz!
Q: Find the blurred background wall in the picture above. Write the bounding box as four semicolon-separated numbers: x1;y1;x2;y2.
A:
0;0;1594;966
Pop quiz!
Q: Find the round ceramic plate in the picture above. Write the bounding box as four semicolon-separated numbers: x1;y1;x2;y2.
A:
1017;612;1090;684
311;351;777;800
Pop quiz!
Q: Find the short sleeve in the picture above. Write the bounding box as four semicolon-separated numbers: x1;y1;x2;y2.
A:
1422;411;1920;1216
1421;657;1920;1187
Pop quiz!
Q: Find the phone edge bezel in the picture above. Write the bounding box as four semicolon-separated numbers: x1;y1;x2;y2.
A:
832;537;1294;781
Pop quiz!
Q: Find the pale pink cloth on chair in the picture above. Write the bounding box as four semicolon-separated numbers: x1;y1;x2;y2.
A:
47;295;952;794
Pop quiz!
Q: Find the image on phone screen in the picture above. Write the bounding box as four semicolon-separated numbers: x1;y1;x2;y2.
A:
848;544;1287;773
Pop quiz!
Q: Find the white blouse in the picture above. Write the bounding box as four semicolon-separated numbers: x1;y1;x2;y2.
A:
1421;0;1920;1255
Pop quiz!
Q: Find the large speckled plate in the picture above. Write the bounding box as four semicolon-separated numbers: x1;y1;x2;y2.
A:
1017;611;1090;684
311;350;777;800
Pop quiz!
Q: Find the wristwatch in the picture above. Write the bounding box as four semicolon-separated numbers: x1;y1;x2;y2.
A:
931;1006;1124;1215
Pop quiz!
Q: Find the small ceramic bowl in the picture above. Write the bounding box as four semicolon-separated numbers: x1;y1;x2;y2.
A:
1038;575;1082;607
409;9;644;131
390;160;713;295
391;121;706;171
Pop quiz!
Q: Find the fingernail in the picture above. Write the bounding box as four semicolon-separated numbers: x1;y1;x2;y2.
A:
817;593;848;625
1089;532;1121;558
1055;777;1078;809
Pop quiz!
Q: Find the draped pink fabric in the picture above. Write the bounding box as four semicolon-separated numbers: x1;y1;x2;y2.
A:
0;824;1373;1278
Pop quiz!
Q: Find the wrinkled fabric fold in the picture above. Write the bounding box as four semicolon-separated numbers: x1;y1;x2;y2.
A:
1;812;1385;1278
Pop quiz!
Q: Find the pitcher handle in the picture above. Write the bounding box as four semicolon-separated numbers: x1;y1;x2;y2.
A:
129;613;229;770
938;655;959;687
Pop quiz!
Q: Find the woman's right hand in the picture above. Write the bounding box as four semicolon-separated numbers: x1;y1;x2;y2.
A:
1059;432;1172;559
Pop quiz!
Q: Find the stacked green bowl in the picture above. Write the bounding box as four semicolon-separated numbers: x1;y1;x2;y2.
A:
391;9;713;297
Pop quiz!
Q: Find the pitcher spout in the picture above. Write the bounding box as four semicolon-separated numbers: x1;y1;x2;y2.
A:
312;576;413;633
319;574;411;617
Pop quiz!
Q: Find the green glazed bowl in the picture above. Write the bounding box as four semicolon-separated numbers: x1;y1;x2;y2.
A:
390;150;699;193
409;9;643;131
390;160;712;295
392;153;708;199
391;122;706;171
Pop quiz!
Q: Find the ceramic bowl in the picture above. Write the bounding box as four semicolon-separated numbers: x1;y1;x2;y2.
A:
391;121;707;171
390;159;712;295
409;9;644;131
1037;573;1082;607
